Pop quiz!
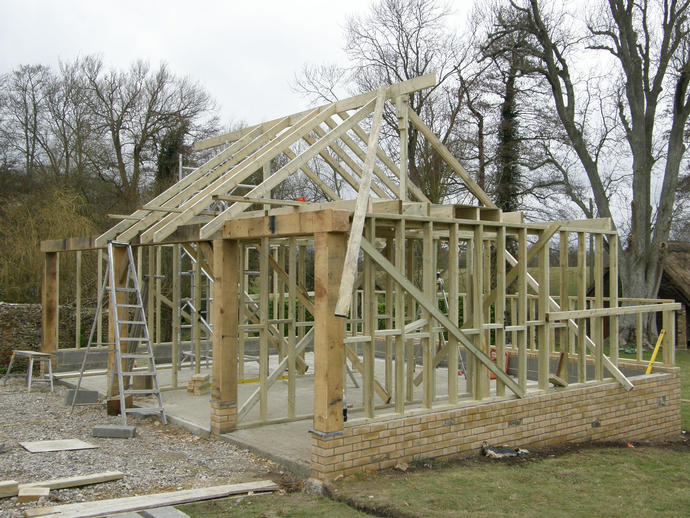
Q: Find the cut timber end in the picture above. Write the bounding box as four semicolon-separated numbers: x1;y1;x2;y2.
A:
0;480;19;498
17;486;50;503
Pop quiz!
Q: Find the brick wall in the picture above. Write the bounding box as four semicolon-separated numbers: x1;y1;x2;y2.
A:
311;372;681;480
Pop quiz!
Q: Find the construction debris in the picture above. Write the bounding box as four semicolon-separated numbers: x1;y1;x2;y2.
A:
0;471;125;499
17;487;49;503
25;480;279;517
481;443;529;459
19;439;97;453
0;481;19;498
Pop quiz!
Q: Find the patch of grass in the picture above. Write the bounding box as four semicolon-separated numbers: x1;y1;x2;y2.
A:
334;445;690;517
179;492;370;518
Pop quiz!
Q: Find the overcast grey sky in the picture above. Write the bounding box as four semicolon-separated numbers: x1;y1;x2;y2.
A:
0;0;382;126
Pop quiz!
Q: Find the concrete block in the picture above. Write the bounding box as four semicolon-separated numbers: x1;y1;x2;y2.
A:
140;506;190;518
64;389;99;405
17;486;49;502
92;425;137;439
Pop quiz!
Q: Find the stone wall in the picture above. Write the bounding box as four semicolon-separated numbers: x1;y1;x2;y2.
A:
0;302;95;370
311;371;681;480
0;302;42;368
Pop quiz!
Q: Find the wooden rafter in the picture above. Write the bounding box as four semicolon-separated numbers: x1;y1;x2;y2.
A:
334;89;387;317
199;95;382;240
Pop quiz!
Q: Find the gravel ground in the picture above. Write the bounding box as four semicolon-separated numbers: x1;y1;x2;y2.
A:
0;377;281;517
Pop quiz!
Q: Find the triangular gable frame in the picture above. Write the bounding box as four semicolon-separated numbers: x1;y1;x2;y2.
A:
96;73;492;247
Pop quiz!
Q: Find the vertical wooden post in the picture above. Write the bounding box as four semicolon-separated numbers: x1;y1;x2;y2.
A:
385;238;394;393
313;231;346;434
678;305;687;350
529;298;537;350
636;310;644;361
448;223;459;404
97;249;103;346
396;95;408;201
41;252;58;363
577;232;587;382
172;245;180;388
363;218;376;418
156;246;162;348
559;231;569;357
193;244;202;374
278;245;286;357
147;247;155;343
405;239;416;402
594;233;604;380
662;310;675;366
55;253;60;352
238;244;247;381
609;233;619;366
495;226;506;397
395;218;406;413
107;246;128;396
473;225;487;399
288;237;297;418
75;250;82;348
537;232;550;390
423;221;435;408
465;237;474;391
211;238;239;435
298;244;306;342
259;237;270;422
510;297;518;349
517;228;528;391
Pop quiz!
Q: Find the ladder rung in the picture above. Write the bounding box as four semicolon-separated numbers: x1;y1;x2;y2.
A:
120;337;147;342
114;288;138;293
124;389;157;395
122;372;154;376
121;353;151;359
117;304;140;308
119;321;146;325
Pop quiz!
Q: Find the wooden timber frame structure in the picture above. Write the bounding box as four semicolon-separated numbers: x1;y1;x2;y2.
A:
41;75;681;477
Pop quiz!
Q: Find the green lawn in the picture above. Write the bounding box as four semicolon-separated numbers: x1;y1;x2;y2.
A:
182;350;690;517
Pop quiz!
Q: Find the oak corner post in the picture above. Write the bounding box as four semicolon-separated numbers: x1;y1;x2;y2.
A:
41;251;58;364
211;238;239;435
313;231;346;435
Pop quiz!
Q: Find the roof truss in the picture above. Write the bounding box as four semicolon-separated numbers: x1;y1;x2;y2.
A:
96;74;493;247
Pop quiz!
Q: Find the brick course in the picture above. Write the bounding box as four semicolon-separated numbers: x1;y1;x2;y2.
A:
311;372;681;480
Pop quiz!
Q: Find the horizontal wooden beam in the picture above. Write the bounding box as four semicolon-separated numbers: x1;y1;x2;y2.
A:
41;236;100;252
213;195;308;207
547;302;682;321
223;209;350;239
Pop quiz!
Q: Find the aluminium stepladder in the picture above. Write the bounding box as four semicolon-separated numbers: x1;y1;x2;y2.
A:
71;241;167;425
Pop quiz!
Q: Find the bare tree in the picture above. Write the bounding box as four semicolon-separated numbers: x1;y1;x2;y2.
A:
81;57;216;207
0;65;51;180
489;0;690;340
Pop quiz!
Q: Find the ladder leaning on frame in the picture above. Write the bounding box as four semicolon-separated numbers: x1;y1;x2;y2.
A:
70;241;167;426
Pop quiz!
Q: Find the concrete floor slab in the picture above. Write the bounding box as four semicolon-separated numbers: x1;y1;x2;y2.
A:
60;353;538;478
